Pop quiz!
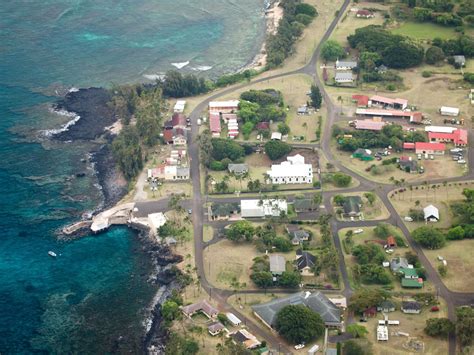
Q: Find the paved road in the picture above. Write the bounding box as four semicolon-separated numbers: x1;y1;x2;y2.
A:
148;0;474;352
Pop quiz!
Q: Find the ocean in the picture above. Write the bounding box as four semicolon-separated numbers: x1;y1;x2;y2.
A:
0;0;265;353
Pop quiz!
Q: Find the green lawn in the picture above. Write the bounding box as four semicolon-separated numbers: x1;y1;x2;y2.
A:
391;22;459;40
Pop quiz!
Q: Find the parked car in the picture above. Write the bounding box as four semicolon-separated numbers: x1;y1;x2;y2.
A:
458;159;466;164
354;229;364;234
450;148;463;153
294;343;305;350
404;216;413;222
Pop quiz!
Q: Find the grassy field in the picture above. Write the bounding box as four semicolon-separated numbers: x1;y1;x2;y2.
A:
389;180;474;231
338;226;434;293
424;239;474;293
333;192;390;221
203;239;259;290
362;297;448;355
390;22;459;40
203;225;214;243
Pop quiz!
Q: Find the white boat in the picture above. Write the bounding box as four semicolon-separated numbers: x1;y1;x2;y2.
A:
48;251;57;257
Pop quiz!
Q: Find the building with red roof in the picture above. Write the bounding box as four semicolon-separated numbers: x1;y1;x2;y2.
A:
356;9;375;18
387;236;396;248
209;112;221;137
415;142;446;155
428;129;468;146
403;142;415;150
352;95;369;107
256;122;270;130
356;108;422;123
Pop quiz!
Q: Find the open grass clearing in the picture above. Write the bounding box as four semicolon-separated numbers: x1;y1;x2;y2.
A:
361;297;448;355
390;21;461;40
333;192;390;221
203;239;258;290
389;180;474;231
203;225;214;243
424;239;474;293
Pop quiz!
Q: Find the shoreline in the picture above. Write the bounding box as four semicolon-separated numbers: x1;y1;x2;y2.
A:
241;0;283;72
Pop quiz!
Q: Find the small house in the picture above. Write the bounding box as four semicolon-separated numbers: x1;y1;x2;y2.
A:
399;267;418;279
376;64;388;74
209;202;240;221
399;158;418;174
401;278;424;289
181;300;218;319
209;100;239;114
173;100;186;113
453;55;466;67
352;148;373;161
390;257;410;273
342;196;363;218
335;60;358;70
271;132;282;140
293;198;316;212
363;306;377;318
424;204;439;222
208;321;225;336
296;249;316;276
240;199;288;218
297;106;309;115
440;106;460;117
228;163;249;176
354;119;386;131
369;95;408;110
386;236;396;248
269;254;286;276
401;301;421;314
209;112;221;137
230;329;261;349
356;9;375;18
335;72;354;83
226;312;241;326
289;228;310;245
377;300;396;313
352;94;369;107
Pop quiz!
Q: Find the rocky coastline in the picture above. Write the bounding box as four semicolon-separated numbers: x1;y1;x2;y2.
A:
52;87;184;354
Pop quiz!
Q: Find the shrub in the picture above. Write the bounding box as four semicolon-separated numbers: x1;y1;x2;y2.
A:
422;71;432;78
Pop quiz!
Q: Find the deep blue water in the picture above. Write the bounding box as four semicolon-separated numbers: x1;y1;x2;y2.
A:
0;0;265;353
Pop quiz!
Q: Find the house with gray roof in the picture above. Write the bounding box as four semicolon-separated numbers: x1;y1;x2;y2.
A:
228;163;249;176
335;72;354;83
252;291;341;328
293;198;315;212
269;254;286;276
335;59;358;70
453;55;466;67
390;257;410;273
209;202;240;221
296;249;316;275
342;196;362;218
287;225;310;245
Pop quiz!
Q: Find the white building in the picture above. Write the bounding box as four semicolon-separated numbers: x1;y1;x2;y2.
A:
173;100;186;113
424;204;439;222
226;312;242;326
266;154;313;184
209;100;239;113
335;72;354;83
425;126;457;134
271;132;282;140
335;60;358;70
240;199;288;218
377;325;388;341
440;106;460;117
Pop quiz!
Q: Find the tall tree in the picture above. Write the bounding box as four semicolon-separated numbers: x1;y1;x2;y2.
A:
310;84;323;108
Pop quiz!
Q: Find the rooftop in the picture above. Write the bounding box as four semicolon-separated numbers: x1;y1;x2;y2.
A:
269;254;286;274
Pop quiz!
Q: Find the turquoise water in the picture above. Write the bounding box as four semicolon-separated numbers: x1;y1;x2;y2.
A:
0;0;265;352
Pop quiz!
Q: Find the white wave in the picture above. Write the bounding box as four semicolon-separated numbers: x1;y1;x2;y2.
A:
143;73;165;81
171;61;190;69
41;107;81;137
191;65;213;71
68;87;80;93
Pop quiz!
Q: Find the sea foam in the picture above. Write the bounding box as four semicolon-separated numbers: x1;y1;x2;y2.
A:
171;61;190;69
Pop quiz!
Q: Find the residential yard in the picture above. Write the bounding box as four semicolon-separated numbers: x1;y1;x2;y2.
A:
218;74;323;143
389;180;474;231
333;192;390;221
227;292;325;354
361;297;448;355
424;239;474;293
203;225;214;243
203;239;259;290
338;227;435;293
